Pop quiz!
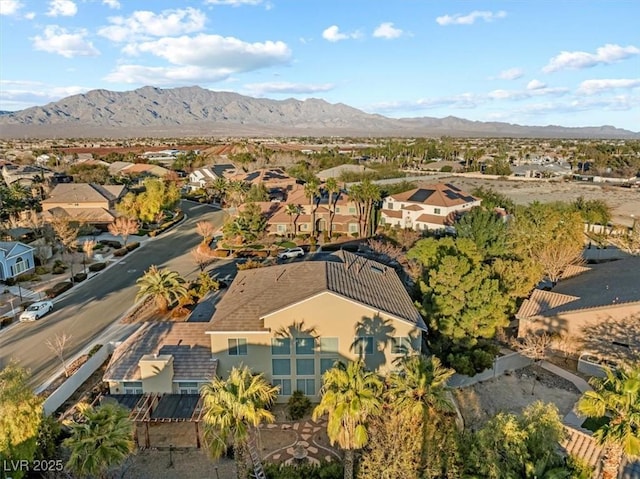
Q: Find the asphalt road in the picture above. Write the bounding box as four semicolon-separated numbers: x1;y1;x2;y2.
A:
0;201;227;388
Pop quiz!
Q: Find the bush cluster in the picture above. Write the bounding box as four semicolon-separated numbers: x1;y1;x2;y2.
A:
45;281;73;298
125;242;140;252
0;316;13;329
89;262;106;272
149;210;185;237
73;273;88;283
16;272;40;282
113;248;128;257
34;266;50;275
98;239;122;249
287;390;312;420
263;462;343;479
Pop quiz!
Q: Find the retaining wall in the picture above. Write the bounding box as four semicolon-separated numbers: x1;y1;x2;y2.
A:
448;350;533;388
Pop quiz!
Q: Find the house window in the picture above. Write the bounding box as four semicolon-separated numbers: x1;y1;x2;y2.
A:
277;224;286;232
228;338;248;356
434;208;441;215
349;224;358;233
123;381;143;394
387;203;393;209
12;257;28;275
295;338;315;355
273;379;292;395
320;358;338;375
296;379;316;396
271;338;291;355
300;224;308;231
272;359;291;376
335;207;341;213
176;381;199;394
320;338;339;354
354;336;374;355
380;218;386;225
348;207;356;214
296;358;315;376
391;337;411;355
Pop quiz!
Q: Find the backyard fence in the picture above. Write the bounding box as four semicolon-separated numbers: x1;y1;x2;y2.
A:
43;342;114;415
447;350;533;388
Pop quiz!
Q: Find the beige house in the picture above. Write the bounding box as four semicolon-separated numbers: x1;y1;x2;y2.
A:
380;183;480;231
41;183;126;226
517;258;640;362
104;251;426;402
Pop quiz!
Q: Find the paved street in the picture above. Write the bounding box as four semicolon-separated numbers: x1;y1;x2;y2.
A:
0;201;227;388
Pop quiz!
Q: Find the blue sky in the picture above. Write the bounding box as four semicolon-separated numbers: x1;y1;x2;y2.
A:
1;0;639;130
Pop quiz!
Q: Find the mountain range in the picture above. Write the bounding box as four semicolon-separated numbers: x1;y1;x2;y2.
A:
0;86;637;139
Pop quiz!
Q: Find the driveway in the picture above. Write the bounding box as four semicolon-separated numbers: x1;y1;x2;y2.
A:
0;201;227;388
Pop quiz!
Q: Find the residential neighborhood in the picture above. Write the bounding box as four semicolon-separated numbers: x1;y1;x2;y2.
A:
1;135;639;479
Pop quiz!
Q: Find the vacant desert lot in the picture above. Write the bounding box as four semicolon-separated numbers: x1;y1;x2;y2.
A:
427;176;640;226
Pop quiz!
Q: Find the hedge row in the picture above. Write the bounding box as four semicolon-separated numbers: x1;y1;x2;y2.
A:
126;242;140;252
99;239;122;249
89;262;106;272
113;248;128;257
73;273;88;283
45;281;73;299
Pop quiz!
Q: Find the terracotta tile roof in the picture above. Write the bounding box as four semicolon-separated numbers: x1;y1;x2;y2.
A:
43;207;117;223
104;322;217;382
560;264;592;280
208;251;426;332
516;290;580;319
389;183;478;208
330;214;359;225
561;425;640;478
381;209;403;219
415;213;446;225
43;183;125;204
402;204;424;211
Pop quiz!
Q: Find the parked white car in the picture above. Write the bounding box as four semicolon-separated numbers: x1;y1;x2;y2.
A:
277;247;305;260
19;301;54;322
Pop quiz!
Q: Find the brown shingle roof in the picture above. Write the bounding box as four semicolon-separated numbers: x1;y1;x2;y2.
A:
104;322;217;382
381;209;403;219
43;207;117;223
42;183;125;204
390;183;478;207
415;213;446;225
516;290;580;319
208;251;426;332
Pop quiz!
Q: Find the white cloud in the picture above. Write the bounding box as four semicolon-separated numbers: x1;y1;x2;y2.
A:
543;44;640;73
103;64;233;84
527;79;546;90
204;0;263;5
322;25;360;42
0;0;23;16
436;10;506;26
102;0;120;9
32;25;99;58
98;8;206;43
47;0;77;17
243;82;335;96
24;11;35;19
373;22;402;39
578;78;640;95
497;68;524;80
0;80;89;110
372;93;482;113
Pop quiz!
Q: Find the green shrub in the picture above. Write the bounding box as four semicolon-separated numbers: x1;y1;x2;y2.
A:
263;461;343;479
73;272;88;283
3;277;16;286
34;266;50;275
113;248;128;257
99;239;122;249
87;344;103;357
51;266;66;275
45;281;73;298
16;272;40;282
89;262;106;272
323;231;330;243
331;232;342;239
0;316;13;329
351;232;359;238
94;243;105;250
287;390;311;420
440;165;453;172
125;242;140;252
53;259;66;268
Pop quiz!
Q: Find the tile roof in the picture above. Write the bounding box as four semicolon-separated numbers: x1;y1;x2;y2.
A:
415;213;447;225
381;209;403;219
402;204;424;211
0;241;34;256
560;264;592;280
208;251;426;332
104;322;217;382
43;207;117;223
42;183;125;203
389;183;478;208
518;257;640;318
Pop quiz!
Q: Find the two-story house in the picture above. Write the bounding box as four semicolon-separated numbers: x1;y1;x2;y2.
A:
41;183;126;228
380;183;481;232
104;251;426;402
187;164;237;192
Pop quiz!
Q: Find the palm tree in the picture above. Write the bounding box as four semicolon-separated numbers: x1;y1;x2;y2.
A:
360;179;381;237
209;177;228;204
284;203;302;238
227;180;249;208
135;265;188;312
200;365;278;479
577;365;640;479
325;177;339;239
63;402;135;479
387;355;454;472
304;177;320;238
312;360;383;479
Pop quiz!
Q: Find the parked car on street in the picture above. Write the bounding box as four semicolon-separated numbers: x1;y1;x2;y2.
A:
277;247;305;260
19;301;54;322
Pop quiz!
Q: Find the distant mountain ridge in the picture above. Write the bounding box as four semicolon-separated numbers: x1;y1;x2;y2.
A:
0;86;638;139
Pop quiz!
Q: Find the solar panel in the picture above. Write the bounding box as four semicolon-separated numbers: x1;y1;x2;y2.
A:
408;189;434;202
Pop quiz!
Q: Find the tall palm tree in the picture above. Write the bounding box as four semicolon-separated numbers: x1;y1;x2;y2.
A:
209;177;228;204
360;179;381;237
284;203;302;238
135;265;188;312
387;355;455;472
63;402;135;479
200;365;278;479
304;177;320;238
325;177;339;239
577;365;640;479
312;360;383;479
227;180;249;208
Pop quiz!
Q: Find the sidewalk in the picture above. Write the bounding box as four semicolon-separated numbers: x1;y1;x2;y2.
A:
540;360;592;428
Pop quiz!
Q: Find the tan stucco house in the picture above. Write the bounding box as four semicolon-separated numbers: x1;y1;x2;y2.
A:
380;183;480;231
104;251;426;402
517;257;640;362
41;183;126;227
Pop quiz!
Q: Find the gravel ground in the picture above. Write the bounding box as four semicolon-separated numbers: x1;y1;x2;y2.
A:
121;449;236;479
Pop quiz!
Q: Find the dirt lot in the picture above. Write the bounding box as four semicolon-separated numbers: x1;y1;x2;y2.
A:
453;364;581;430
432;176;640;226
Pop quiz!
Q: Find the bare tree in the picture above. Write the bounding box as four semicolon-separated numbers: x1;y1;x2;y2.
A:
191;246;214;272
513;333;554;394
196;220;216;245
609;223;640;256
367;238;404;265
108;216;139;245
46;332;72;378
82;239;96;259
50;217;80;282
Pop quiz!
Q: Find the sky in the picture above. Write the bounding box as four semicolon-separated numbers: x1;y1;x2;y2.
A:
0;0;639;131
